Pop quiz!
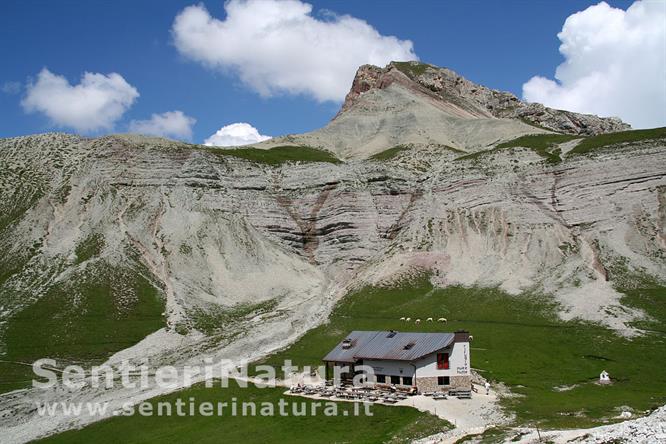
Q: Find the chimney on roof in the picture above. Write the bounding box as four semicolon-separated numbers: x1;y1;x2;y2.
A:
342;338;353;349
454;330;470;343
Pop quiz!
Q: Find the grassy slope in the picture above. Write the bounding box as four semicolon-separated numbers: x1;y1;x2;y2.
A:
447;127;666;164
456;134;579;164
371;145;465;161
568;127;666;156
496;134;578;163
38;383;450;444
25;269;666;441
0;260;165;394
201;145;341;165
187;299;278;335
370;145;411;161
74;233;105;264
254;277;666;429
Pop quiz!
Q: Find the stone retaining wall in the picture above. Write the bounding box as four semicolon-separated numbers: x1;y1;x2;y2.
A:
415;375;471;392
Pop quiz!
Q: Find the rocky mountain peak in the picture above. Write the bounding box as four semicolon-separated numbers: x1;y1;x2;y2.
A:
338;61;630;136
260;61;630;158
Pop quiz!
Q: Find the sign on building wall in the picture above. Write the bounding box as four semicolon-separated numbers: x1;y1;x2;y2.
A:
456;343;469;375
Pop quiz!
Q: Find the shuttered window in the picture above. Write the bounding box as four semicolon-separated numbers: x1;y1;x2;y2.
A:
437;352;449;369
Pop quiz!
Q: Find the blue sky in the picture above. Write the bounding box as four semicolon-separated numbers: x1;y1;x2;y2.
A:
2;0;663;144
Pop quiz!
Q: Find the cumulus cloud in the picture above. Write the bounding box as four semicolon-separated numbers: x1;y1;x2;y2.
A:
204;122;271;146
21;68;139;133
522;0;666;129
129;111;196;140
172;0;417;102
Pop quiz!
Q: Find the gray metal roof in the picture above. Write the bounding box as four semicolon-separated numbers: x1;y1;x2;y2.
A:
322;331;455;363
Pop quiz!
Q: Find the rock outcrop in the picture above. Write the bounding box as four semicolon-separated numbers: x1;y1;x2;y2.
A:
513;405;666;443
260;62;629;159
341;62;630;136
1;131;663;341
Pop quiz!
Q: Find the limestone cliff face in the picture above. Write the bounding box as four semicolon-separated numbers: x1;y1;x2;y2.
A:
260;62;630;159
1;133;663;339
340;62;630;135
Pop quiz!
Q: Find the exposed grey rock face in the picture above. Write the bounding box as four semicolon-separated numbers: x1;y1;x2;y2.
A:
260;62;629;159
342;62;630;136
511;405;666;443
1;133;663;339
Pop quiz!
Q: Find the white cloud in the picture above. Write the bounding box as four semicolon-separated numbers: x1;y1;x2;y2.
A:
21;68;139;133
129;110;196;140
172;0;417;102
522;0;666;129
204;122;271;146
